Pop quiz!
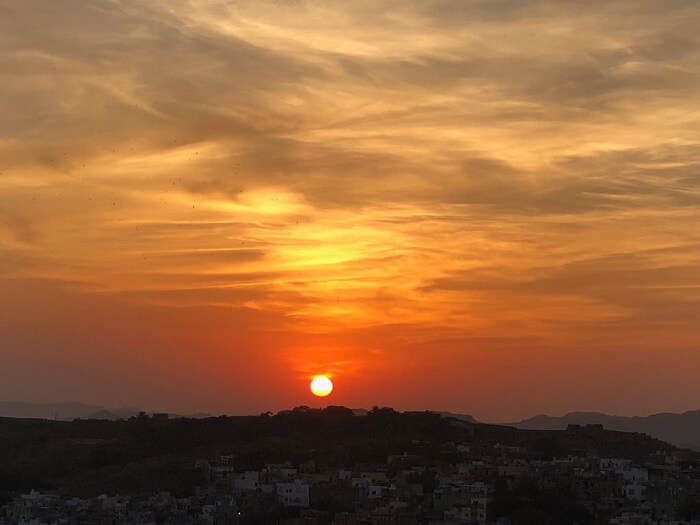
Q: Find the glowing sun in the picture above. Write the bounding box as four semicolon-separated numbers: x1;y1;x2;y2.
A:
310;375;333;397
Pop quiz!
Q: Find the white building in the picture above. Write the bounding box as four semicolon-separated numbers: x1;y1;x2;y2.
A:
234;471;260;491
276;480;310;507
600;458;631;473
623;466;648;483
601;458;648;501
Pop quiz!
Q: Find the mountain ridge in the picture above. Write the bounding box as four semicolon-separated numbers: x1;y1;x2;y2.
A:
4;401;700;450
511;410;700;450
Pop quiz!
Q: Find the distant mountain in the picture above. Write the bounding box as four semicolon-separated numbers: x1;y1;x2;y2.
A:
513;410;700;450
85;409;121;420
185;412;213;419
0;401;139;421
85;408;141;420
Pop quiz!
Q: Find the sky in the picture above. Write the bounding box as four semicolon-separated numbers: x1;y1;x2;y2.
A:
1;0;699;421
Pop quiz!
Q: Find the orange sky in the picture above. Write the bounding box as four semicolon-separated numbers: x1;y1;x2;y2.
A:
1;0;699;421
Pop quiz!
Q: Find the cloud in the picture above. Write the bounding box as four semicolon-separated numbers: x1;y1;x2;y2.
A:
1;0;699;417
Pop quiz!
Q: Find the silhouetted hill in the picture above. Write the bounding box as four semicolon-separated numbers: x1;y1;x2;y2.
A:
85;409;121;420
0;401;139;421
0;406;684;500
513;410;700;450
437;411;478;423
185;412;213;419
350;408;477;422
0;402;223;422
85;408;143;420
0;401;179;421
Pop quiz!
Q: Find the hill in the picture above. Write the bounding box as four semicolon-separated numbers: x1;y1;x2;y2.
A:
0;401;140;421
0;406;682;501
513;410;700;450
0;401;212;421
437;411;478;423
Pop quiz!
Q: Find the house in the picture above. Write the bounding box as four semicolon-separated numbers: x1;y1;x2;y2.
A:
276;480;310;507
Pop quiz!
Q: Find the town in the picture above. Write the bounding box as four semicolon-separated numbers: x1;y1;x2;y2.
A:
1;407;700;524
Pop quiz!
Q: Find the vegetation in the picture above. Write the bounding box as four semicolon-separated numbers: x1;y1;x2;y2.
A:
0;406;680;504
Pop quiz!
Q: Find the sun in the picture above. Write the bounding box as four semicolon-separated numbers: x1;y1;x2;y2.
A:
310;375;333;397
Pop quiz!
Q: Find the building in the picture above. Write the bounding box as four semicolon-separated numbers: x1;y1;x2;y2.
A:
276;480;310;507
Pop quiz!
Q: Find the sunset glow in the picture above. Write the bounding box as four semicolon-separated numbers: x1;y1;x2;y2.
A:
1;0;699;421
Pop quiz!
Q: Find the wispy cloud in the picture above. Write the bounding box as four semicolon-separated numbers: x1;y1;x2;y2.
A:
1;0;699;418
